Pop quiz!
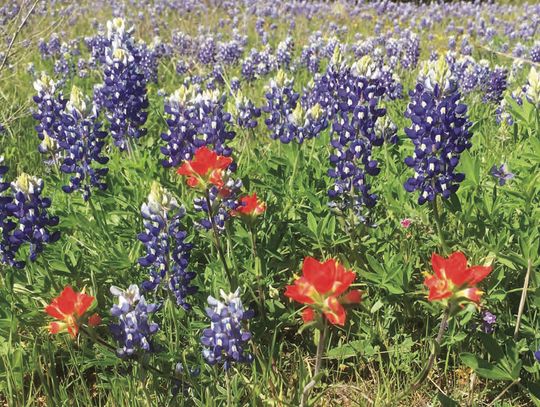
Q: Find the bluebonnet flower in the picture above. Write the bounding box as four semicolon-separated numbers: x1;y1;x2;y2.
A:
530;42;540;63
404;58;472;205
57;86;109;201
495;100;514;127
490;164;514;186
483;67;507;103
481;311;496;334
197;35;217;65
217;38;244;65
32;74;66;153
276;36;294;68
93;18;149;151
201;288;254;370
0;157;15;266
109;284;160;357
535;349;540;363
262;70;301;143
233;92;261;129
400;30;420;70
1;173;60;268
326;66;388;216
160;88;236;168
138;182;196;309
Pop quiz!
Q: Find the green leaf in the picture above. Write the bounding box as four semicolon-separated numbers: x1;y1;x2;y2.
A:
437;391;459;407
460;353;513;381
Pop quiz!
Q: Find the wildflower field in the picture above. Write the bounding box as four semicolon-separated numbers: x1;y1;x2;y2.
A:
1;0;540;405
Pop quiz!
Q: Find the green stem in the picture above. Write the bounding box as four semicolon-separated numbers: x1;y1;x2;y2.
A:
431;196;449;254
300;320;327;407
205;190;234;288
226;371;232;407
79;327;188;384
393;307;449;403
249;225;266;320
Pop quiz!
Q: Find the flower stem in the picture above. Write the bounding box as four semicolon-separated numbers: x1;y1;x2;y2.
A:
205;190;234;288
431;196;449;254
79;327;187;384
394;307;449;402
249;225;266;320
513;258;532;339
300;321;327;407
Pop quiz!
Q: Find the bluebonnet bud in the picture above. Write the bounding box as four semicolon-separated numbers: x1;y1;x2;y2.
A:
404;58;472;204
1;173;60;268
524;67;540;108
58;86;109;201
138;182;196;309
109;284;160;357
201;288;254;370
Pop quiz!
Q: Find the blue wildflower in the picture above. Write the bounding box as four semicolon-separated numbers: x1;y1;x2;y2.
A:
201;288;254;370
109;284;159;357
137;182;196;309
404;58;472;204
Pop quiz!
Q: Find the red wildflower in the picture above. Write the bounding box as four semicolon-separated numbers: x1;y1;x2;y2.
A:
177;146;232;189
45;286;95;338
232;193;266;218
424;251;492;305
284;257;362;326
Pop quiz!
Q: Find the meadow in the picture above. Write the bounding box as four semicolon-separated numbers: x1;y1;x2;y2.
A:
0;0;540;405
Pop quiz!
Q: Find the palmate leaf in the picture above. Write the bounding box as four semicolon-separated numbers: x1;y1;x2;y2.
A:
459;348;522;382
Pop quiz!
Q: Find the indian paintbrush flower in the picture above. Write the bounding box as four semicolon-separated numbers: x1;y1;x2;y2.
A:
45;286;98;338
284;257;362;326
424;251;492;306
177;146;233;190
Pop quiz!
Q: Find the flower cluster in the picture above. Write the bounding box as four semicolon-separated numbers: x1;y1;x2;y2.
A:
161;88;236;168
285;257;362;326
424;251;492;306
138;182;196;309
262;70;303;143
233;92;261;130
57;86;109;201
318;60;389;216
177;147;242;232
93;18;149;151
0;171;60;268
45;286;100;338
201;288;254;370
33;73;66;160
109;285;160;357
404;58;472;204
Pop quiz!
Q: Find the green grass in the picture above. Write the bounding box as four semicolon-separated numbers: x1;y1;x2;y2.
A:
1;1;540;406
